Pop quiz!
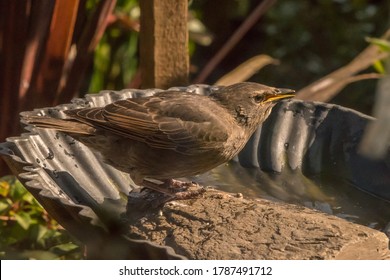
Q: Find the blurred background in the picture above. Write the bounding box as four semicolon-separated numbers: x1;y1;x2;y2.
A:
0;0;389;259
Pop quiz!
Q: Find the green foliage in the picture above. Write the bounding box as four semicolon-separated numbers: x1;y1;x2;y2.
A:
366;37;390;74
257;0;386;86
191;0;388;113
89;0;140;92
366;37;390;53
0;176;82;259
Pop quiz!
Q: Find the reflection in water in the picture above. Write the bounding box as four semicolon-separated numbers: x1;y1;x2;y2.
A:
191;161;390;233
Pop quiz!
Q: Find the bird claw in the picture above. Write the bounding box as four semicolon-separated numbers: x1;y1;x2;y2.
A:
141;178;206;201
164;179;200;192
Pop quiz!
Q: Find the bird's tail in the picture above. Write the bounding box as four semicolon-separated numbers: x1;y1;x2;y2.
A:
21;114;95;135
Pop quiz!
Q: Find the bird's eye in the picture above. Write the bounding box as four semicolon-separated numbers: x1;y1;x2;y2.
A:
253;95;264;103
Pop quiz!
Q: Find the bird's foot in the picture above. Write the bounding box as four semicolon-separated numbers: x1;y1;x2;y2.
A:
163;179;199;192
141;179;206;200
163;179;206;200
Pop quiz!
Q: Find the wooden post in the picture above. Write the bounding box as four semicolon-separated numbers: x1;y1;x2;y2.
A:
139;0;189;89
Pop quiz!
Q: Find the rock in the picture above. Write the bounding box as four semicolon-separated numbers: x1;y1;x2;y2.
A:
125;188;390;260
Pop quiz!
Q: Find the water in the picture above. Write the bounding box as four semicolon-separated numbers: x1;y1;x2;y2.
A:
192;161;390;233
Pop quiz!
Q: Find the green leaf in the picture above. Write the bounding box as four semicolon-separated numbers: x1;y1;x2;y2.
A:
0;199;12;213
14;212;33;230
0;180;10;197
372;60;386;74
21;250;59;260
7;223;28;245
8;180;28;201
22;192;36;204
50;242;80;255
366;37;390;52
30;224;49;244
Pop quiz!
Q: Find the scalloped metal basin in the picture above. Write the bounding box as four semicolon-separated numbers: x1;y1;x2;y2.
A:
0;85;389;259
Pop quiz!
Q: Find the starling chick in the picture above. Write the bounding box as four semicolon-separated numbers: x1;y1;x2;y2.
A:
24;82;294;199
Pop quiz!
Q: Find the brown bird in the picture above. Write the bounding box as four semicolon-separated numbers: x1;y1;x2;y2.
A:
24;82;294;199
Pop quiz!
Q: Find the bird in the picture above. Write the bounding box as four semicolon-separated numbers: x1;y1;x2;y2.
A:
23;82;294;199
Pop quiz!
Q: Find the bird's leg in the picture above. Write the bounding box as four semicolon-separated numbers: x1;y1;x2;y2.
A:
141;180;172;195
141;179;206;200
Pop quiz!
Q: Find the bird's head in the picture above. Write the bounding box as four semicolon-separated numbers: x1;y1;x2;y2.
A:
211;82;295;131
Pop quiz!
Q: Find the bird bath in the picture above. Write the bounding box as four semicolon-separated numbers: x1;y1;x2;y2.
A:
1;85;389;259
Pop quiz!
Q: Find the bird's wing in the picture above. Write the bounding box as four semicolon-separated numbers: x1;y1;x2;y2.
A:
66;91;230;154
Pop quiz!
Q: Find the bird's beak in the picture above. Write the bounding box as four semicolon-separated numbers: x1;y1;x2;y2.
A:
265;88;295;102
